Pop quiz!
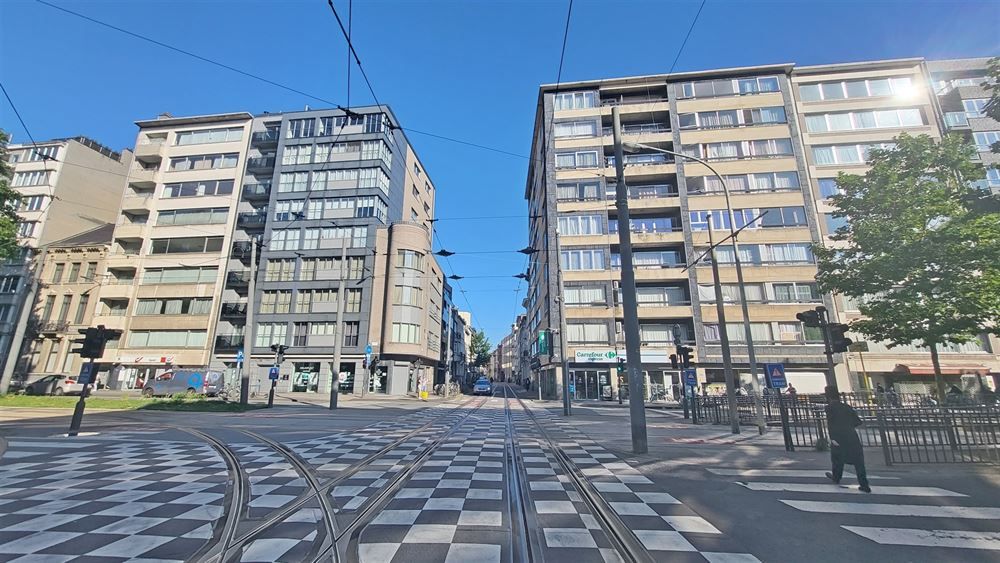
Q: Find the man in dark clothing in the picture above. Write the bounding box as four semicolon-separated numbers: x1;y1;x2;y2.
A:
823;386;871;493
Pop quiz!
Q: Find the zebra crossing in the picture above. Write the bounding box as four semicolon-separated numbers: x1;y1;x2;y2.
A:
710;467;1000;554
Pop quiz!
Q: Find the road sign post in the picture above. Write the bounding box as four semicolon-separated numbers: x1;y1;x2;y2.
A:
683;368;698;424
267;366;279;408
764;363;794;451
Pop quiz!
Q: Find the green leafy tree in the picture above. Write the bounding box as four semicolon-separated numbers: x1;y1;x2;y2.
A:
0;130;22;260
470;328;492;367
815;133;1000;399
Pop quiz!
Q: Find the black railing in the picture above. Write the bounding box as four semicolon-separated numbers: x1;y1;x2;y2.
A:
231;241;253;257
226;271;250;287
220;302;247;317
251;130;279;144
237;212;267;228
215;335;244;351
246;156;275;170
242;183;271;199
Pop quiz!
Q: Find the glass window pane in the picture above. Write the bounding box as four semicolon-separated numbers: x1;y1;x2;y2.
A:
868;79;892;96
821;82;845;99
845;81;869;98
799;84;821;102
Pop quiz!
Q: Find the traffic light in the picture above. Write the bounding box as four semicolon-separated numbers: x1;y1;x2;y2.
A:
670;354;679;370
796;309;823;327
616;358;625;375
829;323;852;353
71;326;120;359
677;346;693;368
270;343;289;363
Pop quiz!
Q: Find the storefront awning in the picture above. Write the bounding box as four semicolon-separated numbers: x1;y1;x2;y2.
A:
893;364;991;376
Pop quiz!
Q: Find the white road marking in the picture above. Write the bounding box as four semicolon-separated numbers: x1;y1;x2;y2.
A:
708;468;896;479
782;500;1000;519
738;482;966;497
843;526;1000;550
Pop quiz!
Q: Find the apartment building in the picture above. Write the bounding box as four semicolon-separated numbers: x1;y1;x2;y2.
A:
1;136;130;383
94;112;255;389
927;58;1000;194
793;58;1000;393
450;306;469;383
211;106;443;397
524;57;1000;400
21;224;115;382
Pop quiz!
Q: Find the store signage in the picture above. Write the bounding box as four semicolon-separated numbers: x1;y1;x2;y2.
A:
574;350;672;364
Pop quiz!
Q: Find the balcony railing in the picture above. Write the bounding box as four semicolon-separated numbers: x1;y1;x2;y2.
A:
39;321;69;333
606;154;673;167
605;184;678;200
609;221;683;234
600;96;668;107
246;156;275;170
231;241;253;257
237;212;267;228
226;271;251;287
220;302;248;317
242;182;272;200
215;335;245;351
602;123;671;136
251;130;279;144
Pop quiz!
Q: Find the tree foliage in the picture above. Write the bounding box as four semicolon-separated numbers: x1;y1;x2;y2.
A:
815;134;1000;396
0;130;22;260
469;328;492;367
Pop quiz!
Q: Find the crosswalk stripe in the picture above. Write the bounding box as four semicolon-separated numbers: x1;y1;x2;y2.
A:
782;500;1000;519
708;469;897;479
737;482;966;497
843;526;1000;550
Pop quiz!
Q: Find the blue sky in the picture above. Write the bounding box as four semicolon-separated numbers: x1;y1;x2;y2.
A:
2;0;998;344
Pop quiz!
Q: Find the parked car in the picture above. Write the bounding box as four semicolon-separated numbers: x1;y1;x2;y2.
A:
142;369;224;397
23;374;86;396
473;377;493;396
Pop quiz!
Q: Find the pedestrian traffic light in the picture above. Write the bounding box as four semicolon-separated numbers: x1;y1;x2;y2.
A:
677;346;693;368
829;323;852;353
796;309;823;327
670;354;678;370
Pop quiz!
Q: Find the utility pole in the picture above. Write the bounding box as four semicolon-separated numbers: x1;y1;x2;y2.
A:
241;239;257;405
611;107;648;453
329;238;348;410
552;218;572;416
0;247;46;394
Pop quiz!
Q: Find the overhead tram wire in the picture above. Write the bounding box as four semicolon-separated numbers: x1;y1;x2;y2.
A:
1;80;58;216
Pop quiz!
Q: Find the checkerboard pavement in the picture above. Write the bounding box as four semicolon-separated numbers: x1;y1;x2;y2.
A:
237;503;325;562
0;438;228;562
357;399;510;563
229;442;308;518
523;403;760;563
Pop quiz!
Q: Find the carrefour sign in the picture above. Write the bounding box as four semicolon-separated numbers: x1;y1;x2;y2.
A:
575;350;619;363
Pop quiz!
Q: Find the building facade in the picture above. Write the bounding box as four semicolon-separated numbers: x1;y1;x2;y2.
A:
20;224;115;383
523;57;1000;400
1;136;130;385
210;106;443;397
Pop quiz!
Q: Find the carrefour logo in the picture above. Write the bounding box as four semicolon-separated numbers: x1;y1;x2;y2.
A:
575;350;619;363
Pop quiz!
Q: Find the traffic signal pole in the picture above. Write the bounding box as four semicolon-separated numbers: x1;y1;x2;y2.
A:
68;359;95;436
240;238;257;406
612;107;648;453
329;238;348;410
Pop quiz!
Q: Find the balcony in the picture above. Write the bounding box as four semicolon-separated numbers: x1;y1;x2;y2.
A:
242;182;272;201
246;156;275;171
120;194;154;212
251;130;279;147
226;271;251;289
607;154;673;167
215;334;245;352
129;164;158;186
220;302;248;318
600;96;668;107
134;138;165;162
237;212;267;230
39;321;69;334
114;222;146;240
602;123;671;136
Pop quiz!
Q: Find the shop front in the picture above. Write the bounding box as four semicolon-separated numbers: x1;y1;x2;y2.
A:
109;355;179;390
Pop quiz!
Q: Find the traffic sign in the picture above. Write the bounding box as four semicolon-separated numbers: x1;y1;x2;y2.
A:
683;368;697;387
365;344;372;355
78;363;95;385
236;349;244;362
764;363;787;389
268;367;280;380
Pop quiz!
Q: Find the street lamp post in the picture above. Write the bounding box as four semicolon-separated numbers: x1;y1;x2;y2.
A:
622;141;766;435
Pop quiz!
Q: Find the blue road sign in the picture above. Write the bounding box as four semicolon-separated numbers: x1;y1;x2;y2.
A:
78;363;95;385
268;367;280;380
236;349;244;362
569;384;576;394
365;344;373;355
187;372;204;388
683;368;697;387
764;363;787;389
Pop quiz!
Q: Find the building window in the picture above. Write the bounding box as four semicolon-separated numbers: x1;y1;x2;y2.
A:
342;321;360;347
67;263;81;283
269;230;301;251
295;291;312;314
805;108;925;133
50;263;65;283
347;257;365;279
772;282;821;303
799;76;913;102
973;132;1000;151
287;118;316;139
391;322;421;344
26;145;59;161
72;294;89;324
679;76;780;99
292;322;308;346
83;262;97;282
560;249;605;271
812;143;895;165
162;179;234;198
557;214;604;235
566;323;609;344
825;213;849;233
818;178;841;198
135;297;213;315
278;172;310;193
157;207;229;226
615;250;682;269
678;106;785;129
126;330;207;348
142;266;217;284
986;168;1000;187
565;285;606;306
19;195;47;211
556;181;602;201
41;295;55;320
757;207;808;228
358;167;391;194
149;236;223;255
712;243;814;265
281;144;314;165
175;127;243;145
554;120;599;138
12;171;50;187
345;288;362;313
553;91;598;110
394;285;422;306
682;138;792;160
255;323;287;348
697;283;765;303
16;222;38;238
704;323;774;343
0;275;21;293
57;295;72;322
168;153;238;171
555;150;599;169
397;250;424;270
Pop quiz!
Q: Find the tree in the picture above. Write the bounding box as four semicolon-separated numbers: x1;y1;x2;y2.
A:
815;133;1000;399
469;328;492;367
0;130;22;260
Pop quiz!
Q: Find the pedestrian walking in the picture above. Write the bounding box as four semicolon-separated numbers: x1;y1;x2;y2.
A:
823;385;871;493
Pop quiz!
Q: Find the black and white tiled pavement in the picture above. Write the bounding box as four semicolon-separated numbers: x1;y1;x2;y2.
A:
0;439;227;562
